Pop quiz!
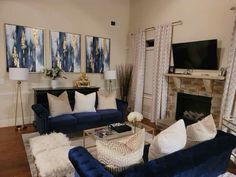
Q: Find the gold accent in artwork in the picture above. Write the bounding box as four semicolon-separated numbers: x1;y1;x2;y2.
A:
12;47;20;67
32;29;39;46
21;31;26;49
72;35;77;50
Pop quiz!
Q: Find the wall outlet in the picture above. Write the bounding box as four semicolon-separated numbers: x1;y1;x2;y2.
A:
110;20;120;27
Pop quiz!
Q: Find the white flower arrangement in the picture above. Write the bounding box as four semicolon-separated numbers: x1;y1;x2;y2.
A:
127;112;143;122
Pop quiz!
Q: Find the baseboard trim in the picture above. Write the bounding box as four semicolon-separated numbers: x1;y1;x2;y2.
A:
0;116;34;128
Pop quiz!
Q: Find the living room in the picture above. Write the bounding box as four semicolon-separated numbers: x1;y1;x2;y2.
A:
1;0;236;177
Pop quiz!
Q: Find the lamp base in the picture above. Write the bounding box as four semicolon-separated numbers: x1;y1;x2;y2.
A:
15;125;27;132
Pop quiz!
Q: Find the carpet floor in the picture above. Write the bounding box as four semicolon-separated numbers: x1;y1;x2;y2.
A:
22;132;97;177
22;132;236;177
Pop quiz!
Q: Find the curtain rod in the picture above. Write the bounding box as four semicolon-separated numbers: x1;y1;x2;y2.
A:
144;20;183;32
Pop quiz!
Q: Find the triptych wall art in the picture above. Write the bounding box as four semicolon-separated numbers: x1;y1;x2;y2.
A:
50;31;81;72
5;24;45;72
86;36;110;73
4;23;110;73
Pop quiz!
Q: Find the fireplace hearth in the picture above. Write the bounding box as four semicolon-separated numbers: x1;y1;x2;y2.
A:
176;92;212;125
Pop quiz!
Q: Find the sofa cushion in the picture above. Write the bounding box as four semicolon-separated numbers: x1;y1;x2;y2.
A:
96;129;145;174
186;114;217;148
97;109;122;122
50;114;77;130
97;91;117;110
47;91;72;117
148;119;186;161
74;92;96;113
73;112;102;124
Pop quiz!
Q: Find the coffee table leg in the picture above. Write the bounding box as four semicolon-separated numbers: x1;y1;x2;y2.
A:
83;131;85;147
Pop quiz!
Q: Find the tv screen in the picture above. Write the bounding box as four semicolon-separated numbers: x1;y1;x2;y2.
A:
172;39;218;70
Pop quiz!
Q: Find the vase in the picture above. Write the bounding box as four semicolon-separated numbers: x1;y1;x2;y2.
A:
133;120;137;133
51;79;58;89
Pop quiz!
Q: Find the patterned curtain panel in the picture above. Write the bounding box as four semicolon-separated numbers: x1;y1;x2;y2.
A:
151;24;173;123
220;17;236;126
130;30;146;112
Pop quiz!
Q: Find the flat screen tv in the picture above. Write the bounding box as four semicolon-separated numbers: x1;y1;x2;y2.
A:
172;39;218;70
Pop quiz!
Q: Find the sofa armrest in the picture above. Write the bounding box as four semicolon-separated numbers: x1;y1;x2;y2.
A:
116;99;128;122
69;146;113;177
32;104;49;134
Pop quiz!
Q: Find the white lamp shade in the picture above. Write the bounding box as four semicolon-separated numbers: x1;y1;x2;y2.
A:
9;68;29;81
104;70;117;80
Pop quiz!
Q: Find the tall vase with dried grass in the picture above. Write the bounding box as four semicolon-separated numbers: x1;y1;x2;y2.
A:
116;64;133;102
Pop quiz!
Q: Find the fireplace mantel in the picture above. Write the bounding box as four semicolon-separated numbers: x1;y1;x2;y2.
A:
164;73;225;92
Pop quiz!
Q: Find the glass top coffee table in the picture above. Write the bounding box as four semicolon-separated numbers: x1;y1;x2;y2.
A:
83;122;155;149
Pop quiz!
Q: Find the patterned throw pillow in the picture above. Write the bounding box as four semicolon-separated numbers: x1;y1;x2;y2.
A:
96;129;145;174
47;91;72;117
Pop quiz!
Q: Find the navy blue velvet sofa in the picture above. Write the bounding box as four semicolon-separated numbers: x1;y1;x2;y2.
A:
32;91;128;134
69;130;236;177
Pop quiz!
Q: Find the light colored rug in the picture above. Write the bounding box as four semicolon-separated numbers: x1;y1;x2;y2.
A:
22;132;97;177
22;132;236;177
219;172;236;177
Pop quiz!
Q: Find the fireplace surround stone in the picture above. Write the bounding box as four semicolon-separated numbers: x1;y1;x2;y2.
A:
167;77;224;127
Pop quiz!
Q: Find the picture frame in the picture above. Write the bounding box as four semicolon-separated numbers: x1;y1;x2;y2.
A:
168;66;175;73
50;31;81;72
85;35;110;73
5;23;45;72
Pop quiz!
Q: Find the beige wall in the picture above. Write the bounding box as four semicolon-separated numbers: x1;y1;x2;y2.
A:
130;0;236;119
0;0;130;127
130;0;235;66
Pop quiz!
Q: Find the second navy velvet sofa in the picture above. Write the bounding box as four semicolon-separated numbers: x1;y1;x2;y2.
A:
69;130;236;177
32;89;128;134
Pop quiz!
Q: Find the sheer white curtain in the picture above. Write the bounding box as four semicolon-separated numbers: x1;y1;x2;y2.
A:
151;24;173;123
131;30;146;112
220;17;236;125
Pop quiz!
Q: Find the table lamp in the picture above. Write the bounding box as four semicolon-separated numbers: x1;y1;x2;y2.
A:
9;68;28;131
104;70;117;93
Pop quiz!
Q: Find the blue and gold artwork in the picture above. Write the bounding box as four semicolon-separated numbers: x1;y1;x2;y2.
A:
86;36;110;73
50;31;81;72
5;24;44;72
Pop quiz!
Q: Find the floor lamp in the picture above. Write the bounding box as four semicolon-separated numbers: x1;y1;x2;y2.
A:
104;70;117;93
9;68;28;131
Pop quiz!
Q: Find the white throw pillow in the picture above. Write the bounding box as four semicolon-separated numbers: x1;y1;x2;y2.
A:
148;119;186;161
73;92;96;113
47;91;72;117
186;114;217;147
97;91;117;110
96;129;145;169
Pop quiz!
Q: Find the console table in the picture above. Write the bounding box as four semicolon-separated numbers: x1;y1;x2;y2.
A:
33;86;99;126
33;86;99;105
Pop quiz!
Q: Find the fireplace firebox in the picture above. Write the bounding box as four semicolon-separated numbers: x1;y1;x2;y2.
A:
176;92;212;125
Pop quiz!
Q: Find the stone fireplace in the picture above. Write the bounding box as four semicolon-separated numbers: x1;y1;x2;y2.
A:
167;76;225;126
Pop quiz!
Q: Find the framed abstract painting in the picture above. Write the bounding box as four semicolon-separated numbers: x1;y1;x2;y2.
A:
5;24;45;72
50;31;81;72
86;36;110;73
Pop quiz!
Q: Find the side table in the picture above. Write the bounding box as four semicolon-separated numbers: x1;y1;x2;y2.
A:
222;117;236;160
222;117;236;133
